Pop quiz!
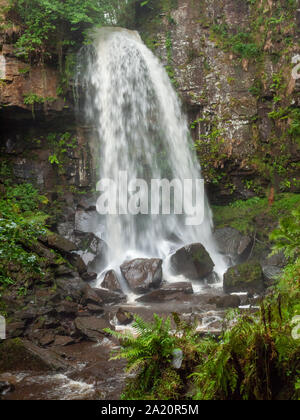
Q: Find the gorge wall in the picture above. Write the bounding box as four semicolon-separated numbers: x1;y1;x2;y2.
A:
135;0;300;204
1;0;299;219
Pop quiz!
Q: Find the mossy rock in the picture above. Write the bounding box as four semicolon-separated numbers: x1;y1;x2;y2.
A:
170;243;214;280
223;260;264;294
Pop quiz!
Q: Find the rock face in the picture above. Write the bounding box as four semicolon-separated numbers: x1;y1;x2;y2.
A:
120;258;163;294
214;227;253;263
136;0;300;202
136;282;194;303
170;243;214;280
224;261;265;294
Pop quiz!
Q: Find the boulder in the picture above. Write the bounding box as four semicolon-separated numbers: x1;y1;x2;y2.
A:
82;286;103;306
120;258;163;294
224;261;265;294
74;316;113;342
93;288;126;305
116;308;134;325
0;339;71;373
170;243;214;280
136;282;193;303
74;231;108;272
214;227;253;263
42;232;78;254
101;270;123;293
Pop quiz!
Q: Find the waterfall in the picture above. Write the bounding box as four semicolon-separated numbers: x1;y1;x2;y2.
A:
77;27;227;286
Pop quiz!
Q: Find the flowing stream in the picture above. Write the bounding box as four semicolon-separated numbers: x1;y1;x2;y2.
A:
77;27;227;288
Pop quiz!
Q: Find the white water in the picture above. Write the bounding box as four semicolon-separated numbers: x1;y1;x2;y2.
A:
77;27;227;285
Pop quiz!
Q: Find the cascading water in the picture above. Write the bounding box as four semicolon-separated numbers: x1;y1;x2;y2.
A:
77;27;227;289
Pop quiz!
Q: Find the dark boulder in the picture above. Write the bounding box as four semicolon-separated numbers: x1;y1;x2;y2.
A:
93;288;126;305
74;316;113;342
101;270;123;293
74;231;108;272
120;258;163;294
170;243;214;280
214;227;253;263
224;261;264;294
116;308;134;325
136;282;193;303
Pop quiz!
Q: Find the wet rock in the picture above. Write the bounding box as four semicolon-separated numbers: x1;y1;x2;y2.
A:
55;301;78;317
81;272;97;282
56;275;87;302
74;316;113;342
224;261;264;294
214;228;253;263
93;288;126;305
136;282;193;303
170;243;214;280
0;339;71;373
6;321;26;338
39;332;55;347
120;258;163;294
82;286;103;306
15;309;37;323
52;336;75;347
67;253;88;275
42;232;78;254
101;270;123;293
209;295;241;308
116;308;134;325
75;231;108;272
86;304;104;315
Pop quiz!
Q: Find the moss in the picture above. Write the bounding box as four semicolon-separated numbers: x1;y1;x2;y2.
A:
224;260;264;293
213;193;300;238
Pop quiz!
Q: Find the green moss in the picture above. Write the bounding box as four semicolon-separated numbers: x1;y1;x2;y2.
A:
224;260;264;293
213;194;300;237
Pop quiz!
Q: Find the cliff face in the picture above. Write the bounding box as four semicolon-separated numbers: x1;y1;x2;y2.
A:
0;13;92;237
136;0;300;203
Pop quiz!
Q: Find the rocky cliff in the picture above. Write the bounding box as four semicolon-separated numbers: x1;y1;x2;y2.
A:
136;0;300;203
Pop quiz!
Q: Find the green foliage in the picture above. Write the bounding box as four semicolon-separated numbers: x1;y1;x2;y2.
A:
270;208;300;261
105;314;177;399
192;302;300;400
211;24;261;60
0;180;48;290
6;0;139;61
105;313;201;400
213;194;300;236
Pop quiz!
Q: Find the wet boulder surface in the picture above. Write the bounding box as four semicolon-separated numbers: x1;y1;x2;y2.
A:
170;243;214;280
120;258;163;294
